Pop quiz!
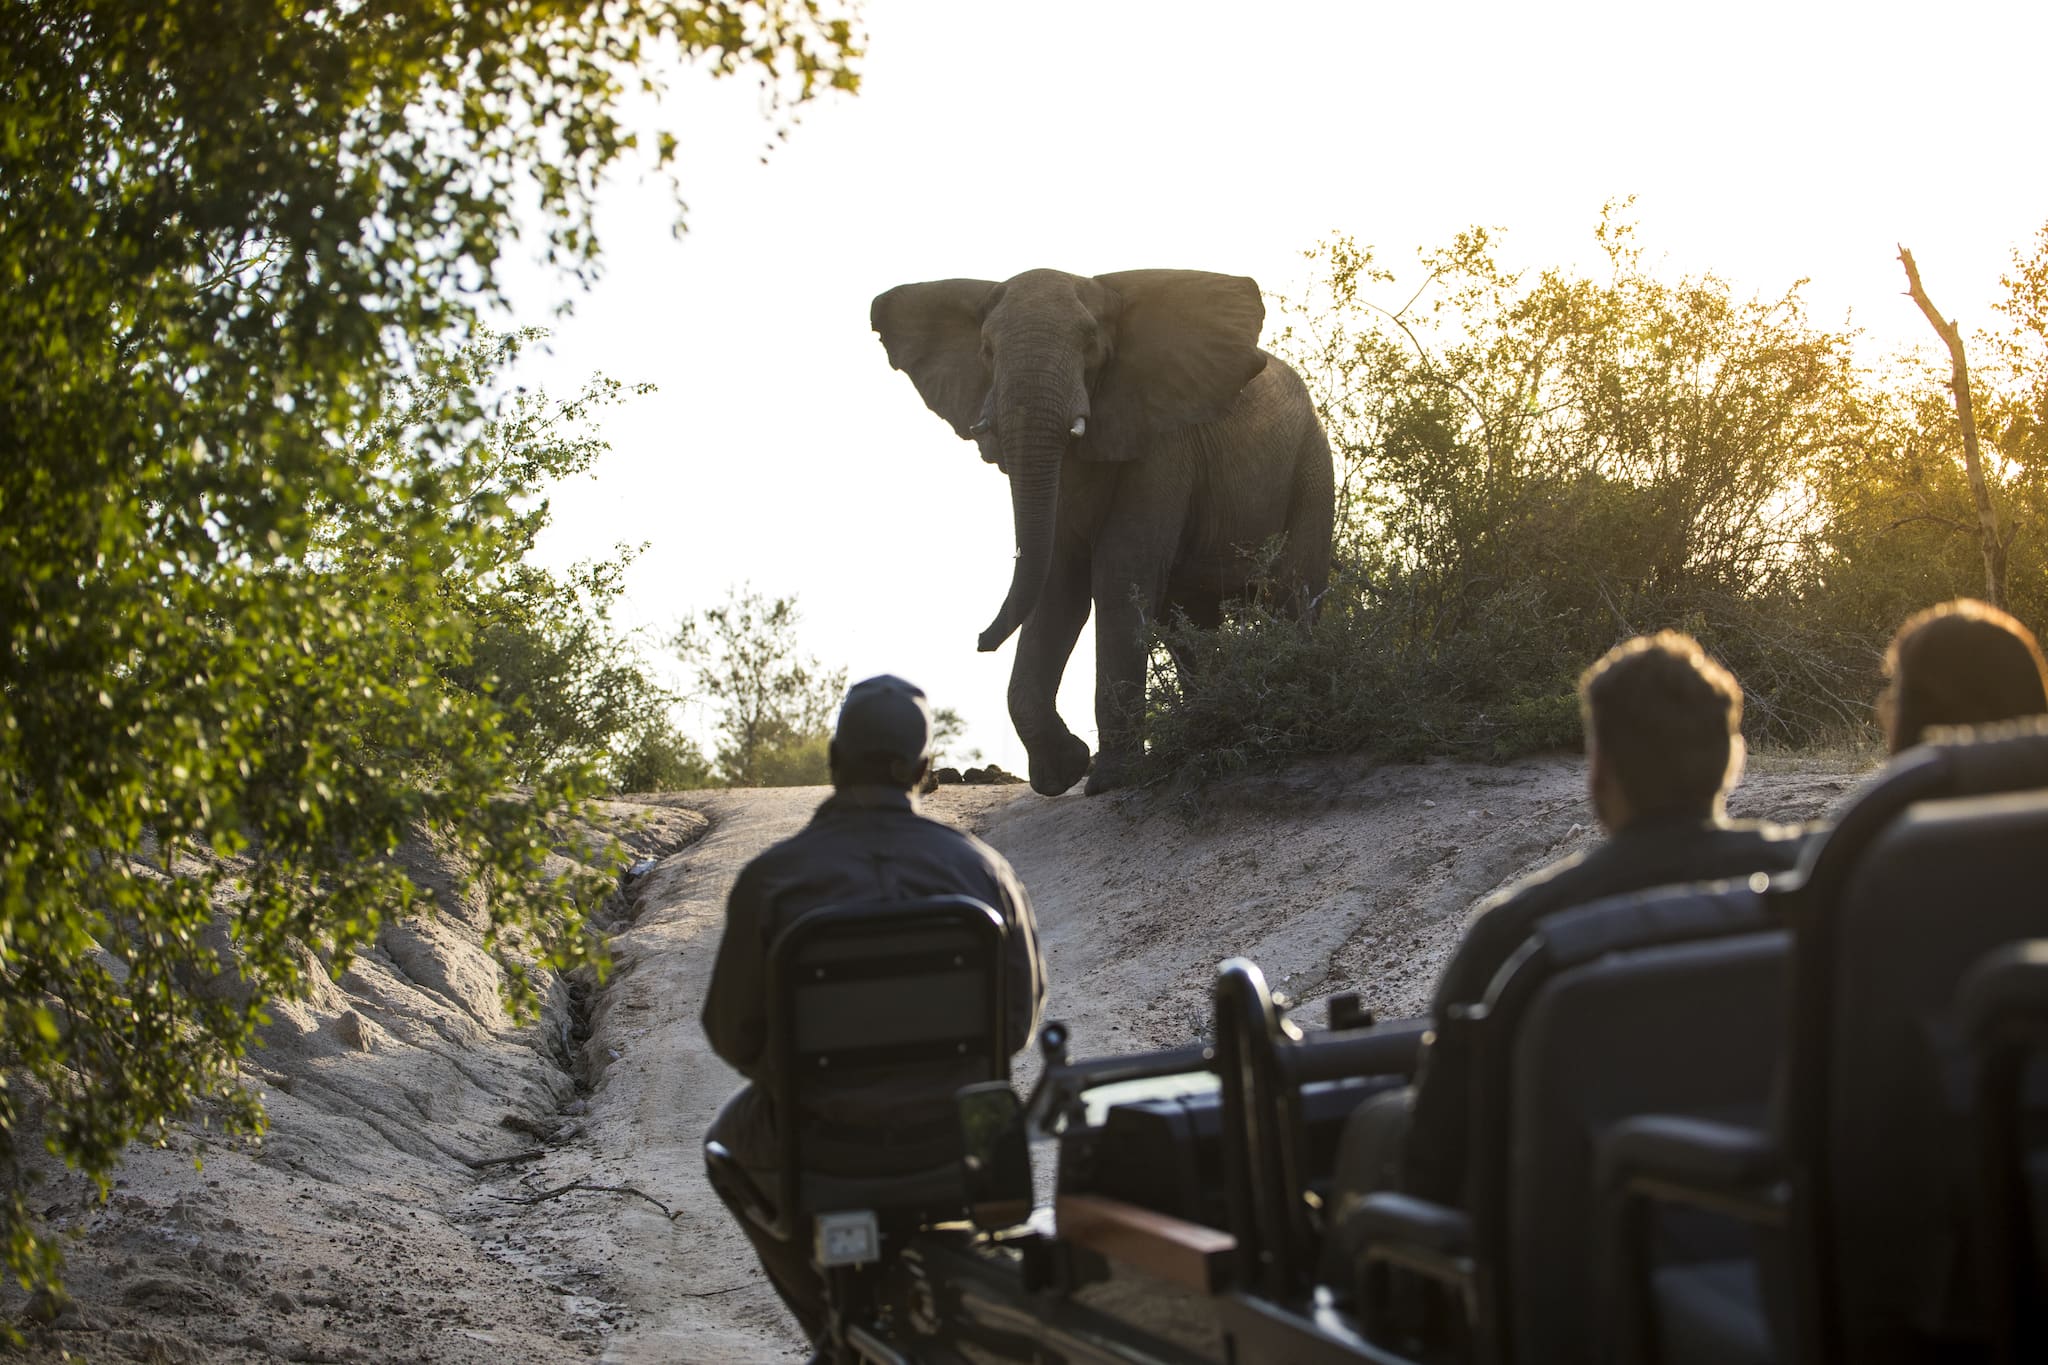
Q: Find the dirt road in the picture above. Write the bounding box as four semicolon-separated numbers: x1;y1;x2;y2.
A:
5;754;1864;1362
565;753;1857;1362
532;787;837;1363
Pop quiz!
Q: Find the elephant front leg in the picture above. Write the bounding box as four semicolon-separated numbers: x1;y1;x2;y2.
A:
1008;555;1093;796
1086;565;1161;796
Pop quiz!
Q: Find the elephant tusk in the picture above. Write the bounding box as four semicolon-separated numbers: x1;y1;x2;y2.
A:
969;416;991;436
1069;416;1087;438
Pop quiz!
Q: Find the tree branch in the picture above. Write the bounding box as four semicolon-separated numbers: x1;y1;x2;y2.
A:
489;1180;676;1219
1899;245;2006;606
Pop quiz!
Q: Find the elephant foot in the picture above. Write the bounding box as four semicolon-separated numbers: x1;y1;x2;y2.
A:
1083;751;1136;796
1027;734;1092;796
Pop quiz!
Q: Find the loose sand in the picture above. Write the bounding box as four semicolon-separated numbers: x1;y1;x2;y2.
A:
5;752;1867;1362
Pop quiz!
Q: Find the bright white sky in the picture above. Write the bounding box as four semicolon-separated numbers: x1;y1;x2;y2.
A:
500;0;2048;774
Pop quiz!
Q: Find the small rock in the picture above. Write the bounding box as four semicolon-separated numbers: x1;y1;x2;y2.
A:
931;766;964;785
562;1098;590;1117
270;1289;299;1314
53;1300;101;1331
1421;799;1437;809
122;1273;217;1313
498;1113;559;1140
336;1010;372;1052
22;1287;67;1325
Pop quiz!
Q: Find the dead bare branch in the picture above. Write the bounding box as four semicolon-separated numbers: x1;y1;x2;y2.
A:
489;1180;676;1219
464;1148;548;1169
1899;245;2008;606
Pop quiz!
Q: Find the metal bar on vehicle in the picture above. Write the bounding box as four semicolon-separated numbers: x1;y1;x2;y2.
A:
1024;1040;1217;1137
845;1322;912;1365
1282;1017;1433;1084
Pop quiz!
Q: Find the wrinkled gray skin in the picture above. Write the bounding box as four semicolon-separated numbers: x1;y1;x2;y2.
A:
872;268;1333;796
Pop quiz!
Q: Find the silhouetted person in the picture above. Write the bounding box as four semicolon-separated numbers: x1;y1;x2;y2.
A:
1877;598;2048;753
702;675;1045;1344
1331;633;1807;1238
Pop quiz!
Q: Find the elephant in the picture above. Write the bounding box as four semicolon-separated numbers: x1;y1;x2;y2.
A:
871;268;1333;796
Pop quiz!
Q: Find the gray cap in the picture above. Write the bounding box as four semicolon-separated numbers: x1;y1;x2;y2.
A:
834;674;934;777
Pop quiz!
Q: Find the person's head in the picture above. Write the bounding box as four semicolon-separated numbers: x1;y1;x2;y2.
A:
1876;599;2048;754
828;674;934;791
1578;631;1746;833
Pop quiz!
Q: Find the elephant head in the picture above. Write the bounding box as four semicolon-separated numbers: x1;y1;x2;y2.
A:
872;269;1267;652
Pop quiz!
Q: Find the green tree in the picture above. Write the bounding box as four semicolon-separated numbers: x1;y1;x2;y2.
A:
673;588;847;786
1;0;857;1297
345;330;691;788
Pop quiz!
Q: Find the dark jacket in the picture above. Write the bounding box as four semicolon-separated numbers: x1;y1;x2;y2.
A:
1403;814;1808;1201
702;785;1046;1170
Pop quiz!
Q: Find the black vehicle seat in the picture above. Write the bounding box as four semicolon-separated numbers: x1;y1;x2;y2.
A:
703;896;1010;1248
1603;722;2048;1365
1510;925;1787;1362
1957;939;2048;1364
1638;792;2048;1365
1343;883;1784;1363
1827;790;2048;1359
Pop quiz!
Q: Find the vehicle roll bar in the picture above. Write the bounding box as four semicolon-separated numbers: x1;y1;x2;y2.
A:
1215;958;1304;1298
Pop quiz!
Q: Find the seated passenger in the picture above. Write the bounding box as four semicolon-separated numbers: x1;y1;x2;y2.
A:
1333;632;1807;1222
701;675;1047;1343
1876;597;2048;752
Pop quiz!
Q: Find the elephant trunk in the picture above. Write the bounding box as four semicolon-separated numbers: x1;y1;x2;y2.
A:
977;397;1074;652
977;449;1061;651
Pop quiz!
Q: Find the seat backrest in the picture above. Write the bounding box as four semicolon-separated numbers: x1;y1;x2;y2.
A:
766;896;1009;1197
1958;940;2048;1364
1470;884;1783;1363
1822;790;2048;1360
1757;720;2048;1363
1511;927;1787;1359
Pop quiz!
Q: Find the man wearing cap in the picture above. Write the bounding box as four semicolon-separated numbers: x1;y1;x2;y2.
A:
701;675;1047;1343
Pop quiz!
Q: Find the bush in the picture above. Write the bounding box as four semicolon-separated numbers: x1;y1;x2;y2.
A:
1142;209;2048;778
609;718;716;794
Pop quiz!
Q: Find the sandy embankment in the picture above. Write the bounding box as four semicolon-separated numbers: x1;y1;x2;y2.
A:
6;753;1864;1362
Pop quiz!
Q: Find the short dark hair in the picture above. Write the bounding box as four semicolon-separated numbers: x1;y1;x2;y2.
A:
1877;599;2048;753
1579;631;1743;819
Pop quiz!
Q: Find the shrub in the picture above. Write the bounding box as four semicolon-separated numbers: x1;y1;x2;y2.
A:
1143;209;2048;778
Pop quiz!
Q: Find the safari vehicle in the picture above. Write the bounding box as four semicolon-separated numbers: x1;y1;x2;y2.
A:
706;721;2048;1365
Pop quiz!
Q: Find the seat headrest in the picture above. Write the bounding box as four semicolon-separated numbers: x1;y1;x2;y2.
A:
1532;884;1772;971
1798;716;2048;886
1921;714;2048;795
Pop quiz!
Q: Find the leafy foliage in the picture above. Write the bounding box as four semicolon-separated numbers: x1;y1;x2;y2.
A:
672;588;847;786
1144;210;2048;779
344;331;698;789
0;0;856;1297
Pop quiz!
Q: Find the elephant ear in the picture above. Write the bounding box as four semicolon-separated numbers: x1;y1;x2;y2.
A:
871;278;999;439
1083;269;1268;461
